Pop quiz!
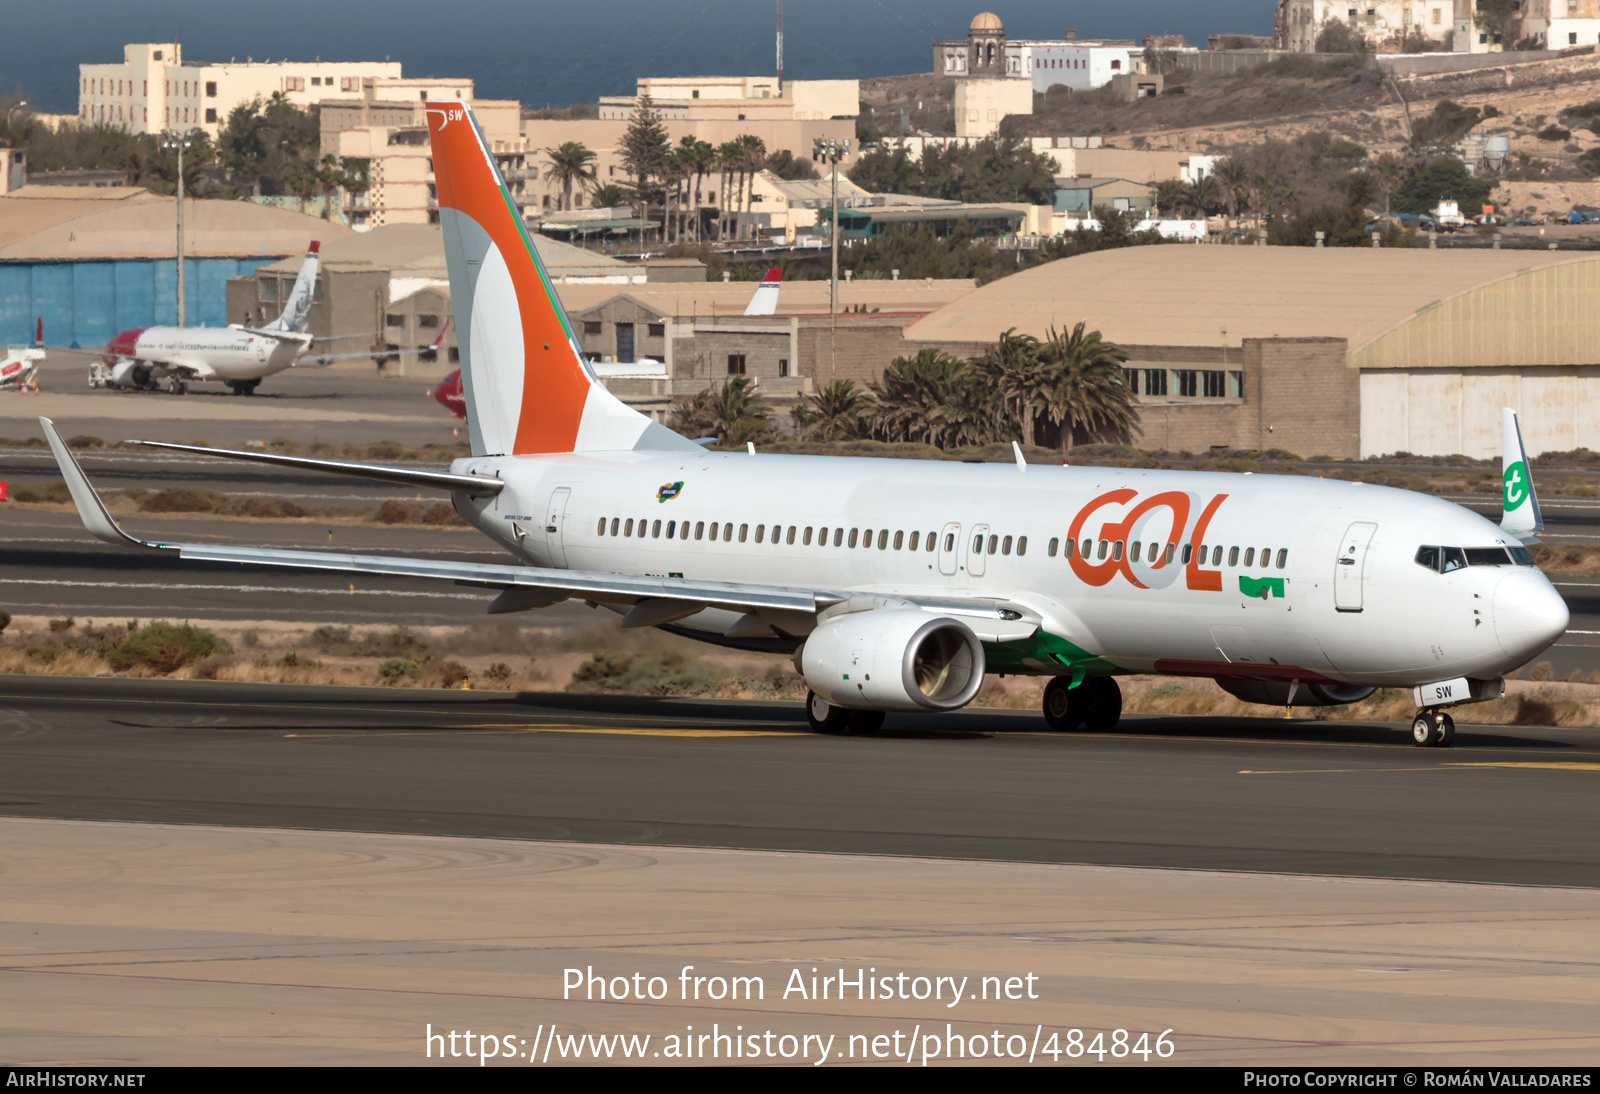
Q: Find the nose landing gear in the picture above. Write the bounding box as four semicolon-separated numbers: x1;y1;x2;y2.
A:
1411;709;1455;748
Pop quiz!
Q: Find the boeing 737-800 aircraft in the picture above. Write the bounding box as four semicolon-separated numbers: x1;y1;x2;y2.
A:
99;242;322;395
39;103;1569;747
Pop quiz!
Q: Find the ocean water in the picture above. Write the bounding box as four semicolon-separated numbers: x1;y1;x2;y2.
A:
3;0;1269;115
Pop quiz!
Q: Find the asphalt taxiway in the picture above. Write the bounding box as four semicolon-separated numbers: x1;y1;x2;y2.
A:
2;675;1599;888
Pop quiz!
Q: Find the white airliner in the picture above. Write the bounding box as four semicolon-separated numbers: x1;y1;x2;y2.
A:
39;103;1569;747
99;242;322;395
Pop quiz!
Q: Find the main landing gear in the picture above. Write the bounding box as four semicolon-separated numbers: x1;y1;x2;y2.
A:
167;376;188;395
1411;709;1456;748
228;379;261;395
805;691;884;736
1043;675;1122;732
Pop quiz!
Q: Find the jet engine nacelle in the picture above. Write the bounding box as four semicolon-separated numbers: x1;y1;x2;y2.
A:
1215;678;1376;707
799;609;985;712
108;360;153;389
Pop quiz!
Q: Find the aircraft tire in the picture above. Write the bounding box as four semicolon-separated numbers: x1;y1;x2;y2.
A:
1412;713;1440;747
1436;713;1455;748
806;691;850;735
1042;676;1080;731
1080;676;1122;731
242;379;260;395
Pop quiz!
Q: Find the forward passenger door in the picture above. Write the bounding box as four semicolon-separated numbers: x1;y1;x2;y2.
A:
1334;521;1377;613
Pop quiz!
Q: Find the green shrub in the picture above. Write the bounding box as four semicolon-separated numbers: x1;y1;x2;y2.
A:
107;623;232;674
433;660;470;687
379;657;419;681
13;481;71;504
366;440;406;460
66;434;105;448
568;650;723;696
48;617;74;632
139;487;226;513
485;662;511;681
0;610;9;634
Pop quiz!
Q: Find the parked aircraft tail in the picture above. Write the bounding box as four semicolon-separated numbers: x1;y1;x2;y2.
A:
425;101;695;457
264;242;320;334
1500;407;1544;543
743;268;783;316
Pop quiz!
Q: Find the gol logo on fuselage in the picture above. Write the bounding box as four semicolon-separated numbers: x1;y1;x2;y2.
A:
1067;488;1229;592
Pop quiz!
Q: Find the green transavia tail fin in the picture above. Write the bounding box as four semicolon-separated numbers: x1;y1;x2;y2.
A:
1500;407;1543;544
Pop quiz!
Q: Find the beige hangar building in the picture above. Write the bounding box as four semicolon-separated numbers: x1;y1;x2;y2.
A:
906;246;1600;460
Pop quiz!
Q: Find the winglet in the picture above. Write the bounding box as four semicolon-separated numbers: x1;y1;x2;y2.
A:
1500;407;1544;543
39;417;156;549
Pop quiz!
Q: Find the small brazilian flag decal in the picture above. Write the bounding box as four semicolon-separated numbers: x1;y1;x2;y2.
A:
1239;576;1285;599
657;481;684;503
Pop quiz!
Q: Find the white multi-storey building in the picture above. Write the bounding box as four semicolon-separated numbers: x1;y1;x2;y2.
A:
933;13;1147;93
79;43;403;136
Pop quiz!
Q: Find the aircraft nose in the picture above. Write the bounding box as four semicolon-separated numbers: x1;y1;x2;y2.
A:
1494;571;1569;663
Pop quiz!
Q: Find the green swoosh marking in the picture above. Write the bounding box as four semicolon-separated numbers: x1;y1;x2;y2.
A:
1239;576;1285;599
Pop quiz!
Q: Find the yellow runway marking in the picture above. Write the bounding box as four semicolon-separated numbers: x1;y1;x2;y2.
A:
1239;767;1441;775
1448;762;1600;772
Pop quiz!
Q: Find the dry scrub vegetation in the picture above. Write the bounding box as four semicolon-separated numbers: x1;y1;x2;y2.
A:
1;612;1596;727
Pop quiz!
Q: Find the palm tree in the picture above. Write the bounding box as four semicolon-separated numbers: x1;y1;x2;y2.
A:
736;134;768;238
967;328;1046;446
1038;322;1137;452
1187;175;1221;218
791;379;873;441
716;140;742;239
1210;158;1250;219
544;141;597;213
679;137;717;241
868;348;1007;447
1153;179;1191;217
592;182;630;209
668;377;774;446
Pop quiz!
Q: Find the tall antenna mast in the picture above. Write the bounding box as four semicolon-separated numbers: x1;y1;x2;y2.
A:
776;0;784;90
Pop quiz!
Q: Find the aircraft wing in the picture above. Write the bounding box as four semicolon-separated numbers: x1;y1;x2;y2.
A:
42;416;838;619
44;418;1039;637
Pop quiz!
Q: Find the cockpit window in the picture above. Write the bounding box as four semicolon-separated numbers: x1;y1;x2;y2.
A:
1417;544;1528;573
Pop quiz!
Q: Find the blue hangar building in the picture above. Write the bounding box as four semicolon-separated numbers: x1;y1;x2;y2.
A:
0;187;352;348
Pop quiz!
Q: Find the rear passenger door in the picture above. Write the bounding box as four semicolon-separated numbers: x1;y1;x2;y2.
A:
937;522;962;576
967;523;990;577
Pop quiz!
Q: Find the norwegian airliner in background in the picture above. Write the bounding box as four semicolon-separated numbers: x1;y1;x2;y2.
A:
40;103;1569;747
96;242;322;395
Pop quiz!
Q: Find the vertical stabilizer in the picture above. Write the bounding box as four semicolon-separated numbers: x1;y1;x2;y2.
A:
1500;407;1543;542
743;268;784;316
425;102;697;457
266;242;320;333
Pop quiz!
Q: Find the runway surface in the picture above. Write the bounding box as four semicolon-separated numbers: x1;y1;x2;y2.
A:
3;675;1600;888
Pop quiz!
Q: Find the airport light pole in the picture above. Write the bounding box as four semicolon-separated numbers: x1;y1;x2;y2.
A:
5;101;27;131
160;129;191;326
812;136;851;315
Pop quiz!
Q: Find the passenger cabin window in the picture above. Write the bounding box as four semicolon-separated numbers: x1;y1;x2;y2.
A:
1276;548;1288;568
1017;536;1027;556
1049;537;1060;558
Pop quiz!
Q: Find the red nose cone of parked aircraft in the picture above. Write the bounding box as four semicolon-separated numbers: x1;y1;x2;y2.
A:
432;370;466;420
